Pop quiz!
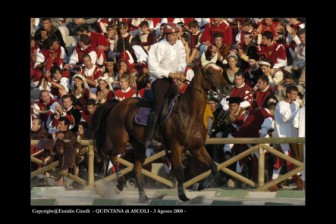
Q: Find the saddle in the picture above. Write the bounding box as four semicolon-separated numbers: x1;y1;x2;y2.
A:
135;94;179;126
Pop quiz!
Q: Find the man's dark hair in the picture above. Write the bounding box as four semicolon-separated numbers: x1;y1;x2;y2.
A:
79;34;91;45
214;32;224;39
283;71;294;80
286;85;298;95
266;102;276;110
59;117;70;127
140;20;149;27
258;75;269;85
62;94;73;102
87;99;96;106
181;32;191;42
50;66;62;77
45;37;58;49
188;20;199;28
297;28;305;36
241;18;252;26
262;31;273;41
76;24;90;33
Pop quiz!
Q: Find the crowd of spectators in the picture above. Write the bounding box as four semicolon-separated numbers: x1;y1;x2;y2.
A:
30;18;305;190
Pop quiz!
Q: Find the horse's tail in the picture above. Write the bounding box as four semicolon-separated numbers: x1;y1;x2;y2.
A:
91;100;118;157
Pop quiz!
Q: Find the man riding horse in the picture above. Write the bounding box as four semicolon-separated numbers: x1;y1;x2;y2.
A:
145;22;186;148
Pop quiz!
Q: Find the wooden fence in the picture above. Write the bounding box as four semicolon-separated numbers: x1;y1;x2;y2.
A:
31;137;305;191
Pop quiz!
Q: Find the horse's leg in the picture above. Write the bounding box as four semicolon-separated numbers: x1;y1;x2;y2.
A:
191;146;218;175
171;145;189;202
108;142;127;191
109;155;126;191
107;119;129;191
131;141;149;203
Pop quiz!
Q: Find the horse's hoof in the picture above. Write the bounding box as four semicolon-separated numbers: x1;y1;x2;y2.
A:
178;194;190;202
139;194;150;203
116;183;124;192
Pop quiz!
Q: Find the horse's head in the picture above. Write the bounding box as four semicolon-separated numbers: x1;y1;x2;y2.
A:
202;63;231;97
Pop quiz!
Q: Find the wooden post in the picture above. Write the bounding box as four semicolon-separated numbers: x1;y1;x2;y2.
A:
262;144;304;167
117;157;174;188
95;166;133;184
142;169;174;188
31;161;59;177
218;145;258;170
184;145;258;188
183;170;211;188
258;144;265;187
31;157;44;165
256;166;304;191
88;144;94;187
59;170;87;185
221;167;257;188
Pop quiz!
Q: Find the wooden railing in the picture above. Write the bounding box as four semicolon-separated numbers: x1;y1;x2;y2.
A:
31;138;305;191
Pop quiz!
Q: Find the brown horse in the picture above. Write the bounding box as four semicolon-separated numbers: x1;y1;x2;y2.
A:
92;63;230;202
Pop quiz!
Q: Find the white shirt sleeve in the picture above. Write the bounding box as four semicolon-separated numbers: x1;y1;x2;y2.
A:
60;46;66;59
260;117;273;138
240;101;251;108
34;51;45;68
269;70;283;87
185;69;194;81
132;45;148;63
69;49;79;65
88;51;97;65
278;102;298;123
293;108;300;129
148;43;171;78
60;77;70;94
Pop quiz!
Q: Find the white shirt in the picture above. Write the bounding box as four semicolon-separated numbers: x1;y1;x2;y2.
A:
293;106;305;138
148;39;186;81
34;46;66;69
132;45;148;63
69;47;97;65
274;100;299;151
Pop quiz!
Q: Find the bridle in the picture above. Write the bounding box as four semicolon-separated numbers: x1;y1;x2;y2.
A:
177;63;223;97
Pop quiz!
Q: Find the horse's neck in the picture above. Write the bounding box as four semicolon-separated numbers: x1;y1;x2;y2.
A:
182;70;207;117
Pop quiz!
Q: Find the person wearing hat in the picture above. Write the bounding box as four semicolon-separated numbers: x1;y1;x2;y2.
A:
227;97;248;124
228;101;276;182
145;22;186;148
258;58;283;87
223;96;248;158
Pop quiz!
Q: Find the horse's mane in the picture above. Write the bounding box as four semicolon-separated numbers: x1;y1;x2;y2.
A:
91;100;119;156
